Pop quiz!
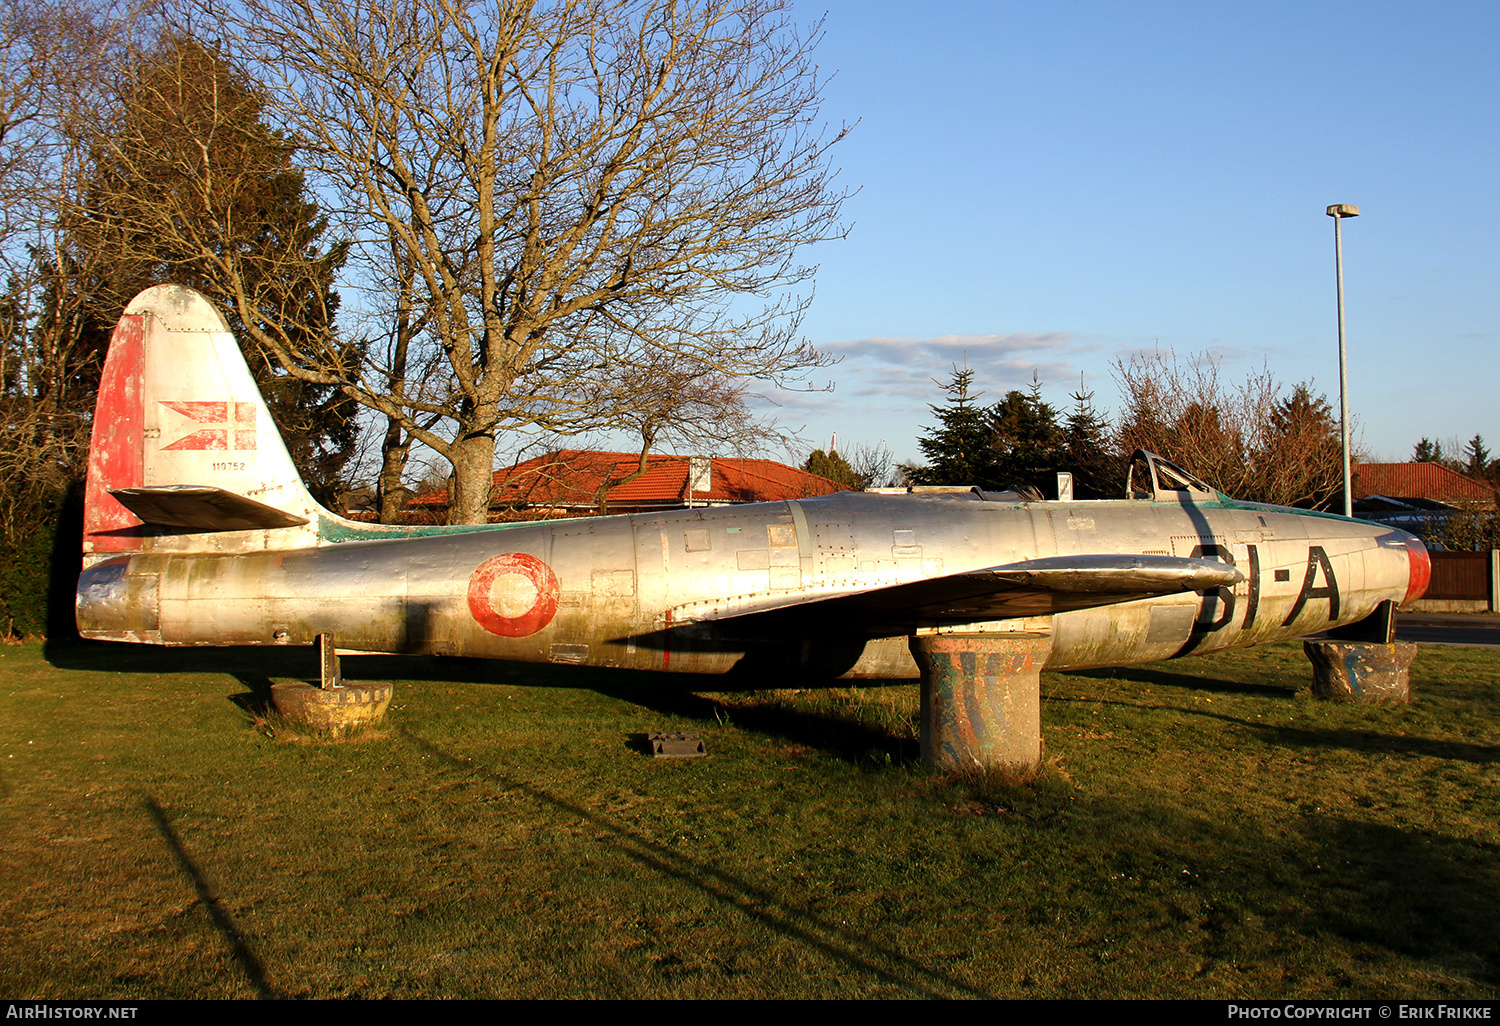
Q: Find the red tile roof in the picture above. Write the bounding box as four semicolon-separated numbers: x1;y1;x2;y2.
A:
409;450;848;511
1351;463;1496;505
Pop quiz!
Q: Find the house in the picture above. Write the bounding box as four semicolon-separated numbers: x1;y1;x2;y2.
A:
406;449;849;521
1350;462;1497;533
1352;462;1496;507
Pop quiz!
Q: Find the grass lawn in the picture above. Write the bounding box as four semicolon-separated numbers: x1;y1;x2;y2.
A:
1;639;1495;999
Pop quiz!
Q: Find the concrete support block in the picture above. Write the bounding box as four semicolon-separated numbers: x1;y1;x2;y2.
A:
270;636;390;731
1302;640;1418;704
909;631;1053;771
271;681;393;731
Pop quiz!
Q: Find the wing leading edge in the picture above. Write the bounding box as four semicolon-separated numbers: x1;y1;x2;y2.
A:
683;554;1244;638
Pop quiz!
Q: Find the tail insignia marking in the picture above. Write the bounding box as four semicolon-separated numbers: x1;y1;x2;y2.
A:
467;553;560;638
160;401;258;451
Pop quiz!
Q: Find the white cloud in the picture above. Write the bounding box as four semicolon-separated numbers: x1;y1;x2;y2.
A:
751;329;1137;458
823;331;1084;369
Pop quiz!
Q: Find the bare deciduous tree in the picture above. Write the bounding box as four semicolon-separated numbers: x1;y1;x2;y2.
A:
202;0;847;523
842;440;895;489
1113;352;1346;509
354;241;446;522
66;31;360;503
1430;502;1500;552
584;346;789;513
0;0;105;268
0;0;117;542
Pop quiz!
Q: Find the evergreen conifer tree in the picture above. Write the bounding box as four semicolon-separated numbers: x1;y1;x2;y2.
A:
989;374;1063;495
913;367;996;487
803;448;859;489
1464;435;1492;481
1061;382;1124;499
67;33;357;505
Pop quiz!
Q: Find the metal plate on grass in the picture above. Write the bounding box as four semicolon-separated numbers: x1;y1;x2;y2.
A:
650;732;706;758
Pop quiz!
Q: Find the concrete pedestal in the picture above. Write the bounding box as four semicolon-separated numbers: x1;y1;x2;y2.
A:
909;632;1053;771
270;681;393;731
1302;640;1418;704
269;635;392;731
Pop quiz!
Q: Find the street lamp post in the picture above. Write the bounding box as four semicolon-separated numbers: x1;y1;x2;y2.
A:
1327;203;1359;518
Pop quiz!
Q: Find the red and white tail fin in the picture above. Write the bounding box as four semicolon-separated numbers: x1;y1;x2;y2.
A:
82;285;323;561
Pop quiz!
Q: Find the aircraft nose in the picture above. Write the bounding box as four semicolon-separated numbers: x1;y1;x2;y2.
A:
1376;529;1430;607
1399;533;1431;606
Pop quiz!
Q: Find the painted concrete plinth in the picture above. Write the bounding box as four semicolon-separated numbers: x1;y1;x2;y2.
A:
1302;640;1418;704
909;632;1053;771
270;681;393;730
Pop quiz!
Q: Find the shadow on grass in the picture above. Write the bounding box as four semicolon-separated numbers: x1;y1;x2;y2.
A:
144;796;279;999
44;638;326;678
590;680;920;766
398;727;987;999
44;640;921;766
1067;664;1298;699
1251;725;1500;765
1307;817;1499;982
1046;687;1500;766
227;676;278;720
42;638;738;692
1012;786;1500;991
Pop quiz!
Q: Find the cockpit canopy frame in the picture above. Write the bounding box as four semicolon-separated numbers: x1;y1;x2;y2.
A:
1125;450;1221;503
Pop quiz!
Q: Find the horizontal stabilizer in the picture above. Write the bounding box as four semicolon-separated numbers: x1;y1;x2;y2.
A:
693;554;1244;638
109;486;310;532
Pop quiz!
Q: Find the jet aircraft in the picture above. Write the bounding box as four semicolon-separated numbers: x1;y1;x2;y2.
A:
77;286;1431;683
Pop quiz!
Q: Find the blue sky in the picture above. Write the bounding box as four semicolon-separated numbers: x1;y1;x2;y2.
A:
755;0;1499;470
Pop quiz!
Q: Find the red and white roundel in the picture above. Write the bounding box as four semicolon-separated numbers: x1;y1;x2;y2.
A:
466;553;559;638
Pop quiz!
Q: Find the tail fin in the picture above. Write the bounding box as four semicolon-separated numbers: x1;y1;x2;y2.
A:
82;285;323;559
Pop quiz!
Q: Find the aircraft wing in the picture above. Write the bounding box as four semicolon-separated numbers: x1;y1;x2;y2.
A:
685;554;1243;638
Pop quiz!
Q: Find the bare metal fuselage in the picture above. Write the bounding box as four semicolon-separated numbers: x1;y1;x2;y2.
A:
78;488;1419;680
74;287;1428;689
